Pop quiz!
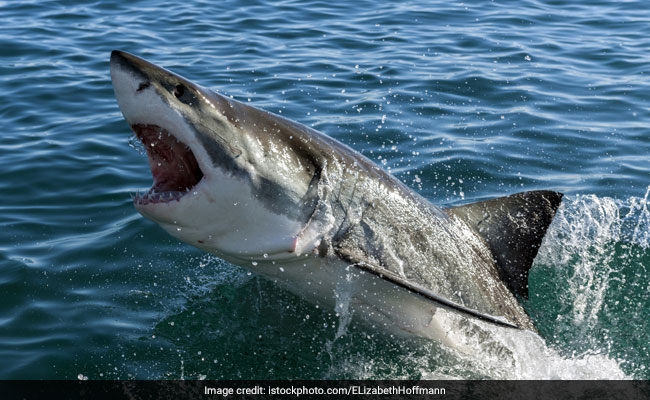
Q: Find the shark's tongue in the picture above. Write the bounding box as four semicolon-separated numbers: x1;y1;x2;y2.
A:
131;124;203;204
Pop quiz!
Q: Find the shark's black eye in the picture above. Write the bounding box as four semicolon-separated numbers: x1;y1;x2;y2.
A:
173;84;185;98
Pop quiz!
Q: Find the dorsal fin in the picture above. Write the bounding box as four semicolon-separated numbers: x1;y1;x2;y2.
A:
446;190;563;299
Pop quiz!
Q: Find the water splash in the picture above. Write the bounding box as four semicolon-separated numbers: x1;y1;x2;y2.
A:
629;186;650;249
441;325;629;379
444;189;650;379
540;194;622;326
329;190;649;380
473;189;650;379
324;268;356;363
536;189;649;330
128;133;146;156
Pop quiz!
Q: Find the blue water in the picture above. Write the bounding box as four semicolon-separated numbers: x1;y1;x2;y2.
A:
1;0;649;379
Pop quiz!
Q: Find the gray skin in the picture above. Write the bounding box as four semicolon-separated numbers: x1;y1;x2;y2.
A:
111;51;560;332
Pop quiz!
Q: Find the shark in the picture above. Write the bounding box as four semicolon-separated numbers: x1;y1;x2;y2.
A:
110;50;562;346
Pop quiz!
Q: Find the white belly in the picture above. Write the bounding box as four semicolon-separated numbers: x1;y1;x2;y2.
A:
238;254;471;348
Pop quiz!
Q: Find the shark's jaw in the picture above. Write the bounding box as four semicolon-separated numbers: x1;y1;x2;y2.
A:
110;50;309;263
110;51;213;223
130;123;204;206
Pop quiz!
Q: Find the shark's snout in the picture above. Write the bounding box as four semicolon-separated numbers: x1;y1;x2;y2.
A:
109;50;322;261
110;50;152;80
110;50;207;208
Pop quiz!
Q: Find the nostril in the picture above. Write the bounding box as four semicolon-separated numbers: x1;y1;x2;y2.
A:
136;82;150;92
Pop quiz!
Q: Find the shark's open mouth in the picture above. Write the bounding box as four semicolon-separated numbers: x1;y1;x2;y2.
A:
131;124;204;205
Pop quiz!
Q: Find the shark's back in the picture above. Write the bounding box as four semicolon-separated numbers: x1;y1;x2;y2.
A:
229;95;561;331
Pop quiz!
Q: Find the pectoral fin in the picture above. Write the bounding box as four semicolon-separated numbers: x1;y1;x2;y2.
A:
344;258;521;329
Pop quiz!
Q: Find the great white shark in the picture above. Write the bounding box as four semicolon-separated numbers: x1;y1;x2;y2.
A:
110;50;562;346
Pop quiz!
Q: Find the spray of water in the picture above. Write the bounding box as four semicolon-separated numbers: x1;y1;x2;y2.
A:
324;269;356;364
439;189;650;379
328;189;650;379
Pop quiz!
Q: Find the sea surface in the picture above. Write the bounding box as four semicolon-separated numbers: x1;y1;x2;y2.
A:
1;0;649;379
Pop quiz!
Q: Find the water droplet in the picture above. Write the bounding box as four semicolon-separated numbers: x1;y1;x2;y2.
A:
251;261;258;266
263;253;268;258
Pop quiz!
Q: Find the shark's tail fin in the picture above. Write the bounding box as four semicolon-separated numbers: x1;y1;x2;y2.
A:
446;190;563;299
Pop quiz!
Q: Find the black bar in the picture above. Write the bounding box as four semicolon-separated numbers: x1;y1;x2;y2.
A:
2;380;649;400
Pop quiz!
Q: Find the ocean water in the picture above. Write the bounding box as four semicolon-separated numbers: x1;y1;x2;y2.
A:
1;0;649;379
